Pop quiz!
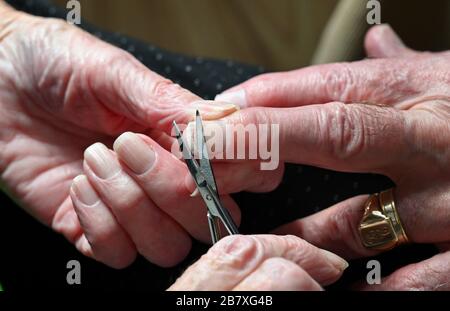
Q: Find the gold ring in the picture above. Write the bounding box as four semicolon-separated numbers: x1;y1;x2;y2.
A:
358;188;409;251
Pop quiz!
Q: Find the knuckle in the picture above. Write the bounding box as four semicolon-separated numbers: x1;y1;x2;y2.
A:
319;103;367;161
116;192;146;214
322;63;357;101
236;108;261;128
151;78;177;97
283;234;307;246
283;235;315;258
104;179;147;214
207;235;260;270
151;79;190;104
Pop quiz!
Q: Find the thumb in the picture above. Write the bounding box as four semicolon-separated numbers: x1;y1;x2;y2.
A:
91;50;239;134
364;24;415;59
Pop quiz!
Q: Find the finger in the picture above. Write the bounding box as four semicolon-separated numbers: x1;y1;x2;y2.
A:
215;57;416;109
359;250;450;291
364;24;416;59
63;26;239;135
199;103;410;174
214;162;284;193
51;195;94;258
70;175;137;268
83;143;192;267
274;189;450;259
146;128;176;152
185;162;285;195
181;120;285;192
274;196;377;259
233;258;322;291
52;187;135;269
168;235;348;291
112;132;241;243
89;45;239;133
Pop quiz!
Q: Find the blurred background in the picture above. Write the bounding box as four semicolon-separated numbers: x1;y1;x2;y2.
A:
53;0;450;70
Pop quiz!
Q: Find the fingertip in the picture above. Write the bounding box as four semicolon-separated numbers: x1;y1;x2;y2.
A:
215;90;247;109
320;249;349;272
316;249;349;285
106;251;138;269
365;24;408;58
71;174;139;269
113;131;135;152
52;204;83;244
75;234;138;269
152;237;192;268
83;142;108;163
71;174;100;207
113;132;157;175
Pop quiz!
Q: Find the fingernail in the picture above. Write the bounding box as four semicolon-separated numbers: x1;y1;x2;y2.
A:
114;132;156;175
190;188;200;197
84;143;120;179
215;89;247;108
72;175;99;206
321;249;349;271
191;100;239;120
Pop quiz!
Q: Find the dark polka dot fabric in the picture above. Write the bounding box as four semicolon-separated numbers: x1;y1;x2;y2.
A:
0;0;437;290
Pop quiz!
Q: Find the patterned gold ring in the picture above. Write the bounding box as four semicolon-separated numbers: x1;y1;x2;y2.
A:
358;188;409;251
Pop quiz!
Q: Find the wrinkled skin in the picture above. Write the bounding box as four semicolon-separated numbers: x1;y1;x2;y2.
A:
51;17;450;288
0;4;257;268
169;235;348;291
75;23;450;289
210;24;450;290
3;0;449;290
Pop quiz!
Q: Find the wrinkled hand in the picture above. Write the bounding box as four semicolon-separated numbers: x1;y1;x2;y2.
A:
168;235;348;291
0;3;248;268
213;25;450;290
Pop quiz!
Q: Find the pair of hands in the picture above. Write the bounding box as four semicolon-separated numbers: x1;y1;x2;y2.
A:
1;2;450;290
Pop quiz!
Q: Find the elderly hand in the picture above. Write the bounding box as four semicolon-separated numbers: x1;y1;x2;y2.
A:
0;2;265;268
213;24;450;290
168;235;348;291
